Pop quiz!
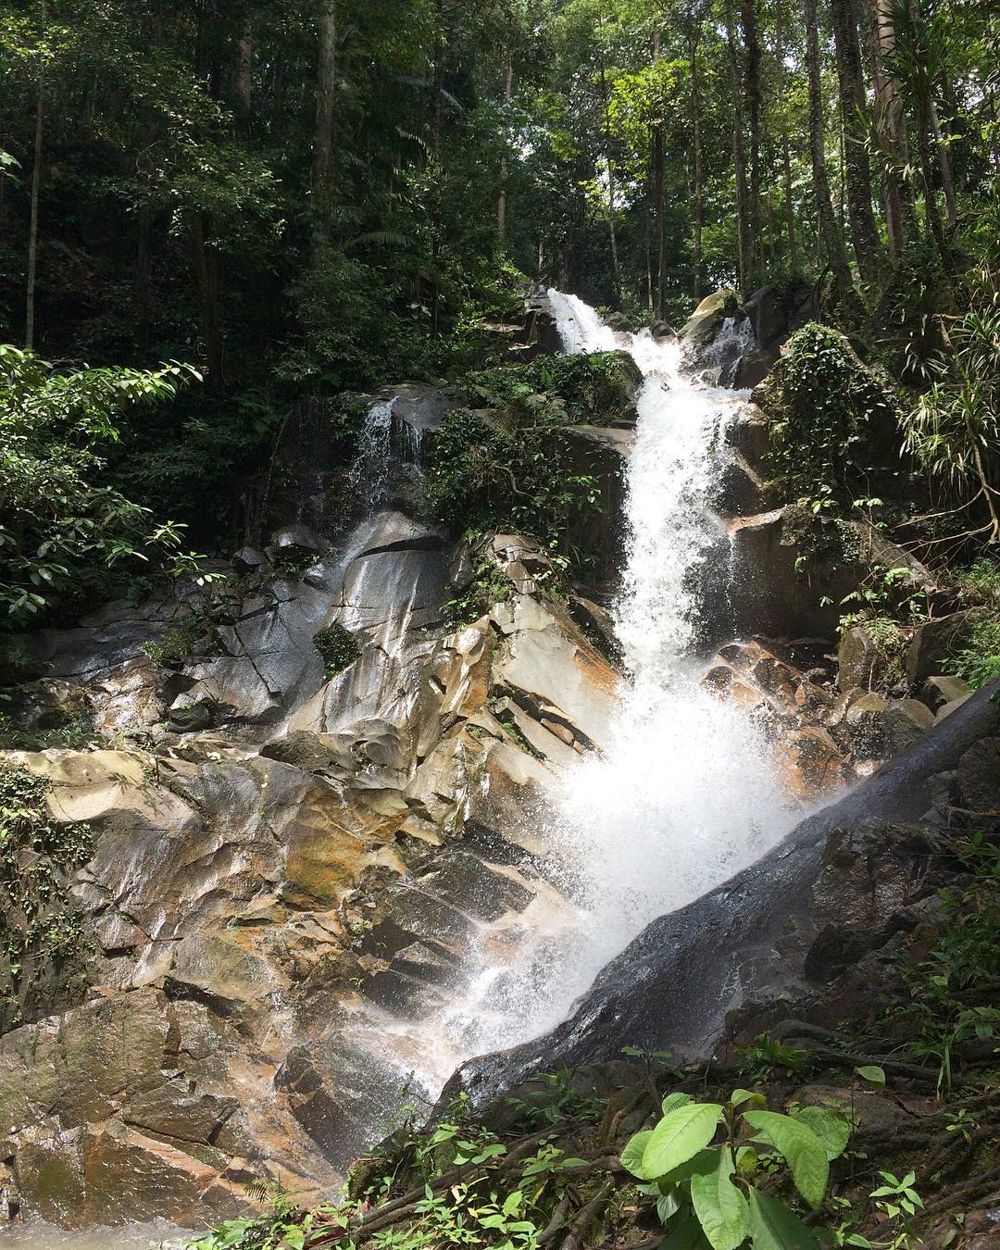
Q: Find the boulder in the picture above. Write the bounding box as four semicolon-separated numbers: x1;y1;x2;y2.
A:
680;289;741;349
905;610;983;685
837;625;882;691
921;674;972;711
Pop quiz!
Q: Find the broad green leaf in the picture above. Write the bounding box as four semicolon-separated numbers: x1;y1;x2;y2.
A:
660;1149;718;1186
621;1130;655;1179
663;1091;695;1115
854;1065;885;1087
657;1191;681;1222
642;1102;724;1178
662;1206;714;1249
747;1190;819;1250
791;1106;851;1161
730;1088;766;1109
743;1111;829;1209
690;1146;751;1250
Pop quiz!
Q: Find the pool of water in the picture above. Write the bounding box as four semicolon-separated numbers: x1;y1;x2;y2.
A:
0;1224;193;1249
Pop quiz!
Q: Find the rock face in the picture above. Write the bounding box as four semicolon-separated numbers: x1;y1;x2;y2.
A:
0;499;622;1223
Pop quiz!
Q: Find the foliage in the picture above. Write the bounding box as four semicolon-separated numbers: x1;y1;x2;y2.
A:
763;324;901;509
944;617;1000;690
314;623;360;679
621;1088;851;1249
190;1091;593;1250
0;767;95;1033
739;1035;810;1084
887;832;1000;1093
426;406;600;568
902;296;1000;543
0;345;203;624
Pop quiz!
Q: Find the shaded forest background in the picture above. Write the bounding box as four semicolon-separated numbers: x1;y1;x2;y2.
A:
1;0;998;620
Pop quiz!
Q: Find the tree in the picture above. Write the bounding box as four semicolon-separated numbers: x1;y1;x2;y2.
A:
830;0;881;282
804;0;853;294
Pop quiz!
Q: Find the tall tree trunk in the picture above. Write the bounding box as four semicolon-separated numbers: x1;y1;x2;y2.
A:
687;13;703;303
191;213;224;382
311;0;337;248
739;0;761;288
906;0;947;255
597;14;623;304
497;54;514;245
236;7;253;135
25;0;46;351
133;201;152;344
930;98;956;227
652;30;666;316
724;0;752;297
871;0;913;258
831;0;881;282
805;0;853;292
774;0;798;269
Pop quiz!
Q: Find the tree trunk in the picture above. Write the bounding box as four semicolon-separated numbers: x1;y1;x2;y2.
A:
236;7;253;134
597;16;623;304
930;98;957;228
724;0;752;297
311;0;337;246
133;200;152;344
191;213;224;382
871;0;913;258
775;0;798;269
805;0;853;292
497;54;514;245
652;30;665;316
687;13;703;303
831;0;881;282
25;0;46;351
739;0;761;288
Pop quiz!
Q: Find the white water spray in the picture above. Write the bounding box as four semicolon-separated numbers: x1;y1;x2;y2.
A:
543;292;795;977
303;293;799;1127
368;293;798;1085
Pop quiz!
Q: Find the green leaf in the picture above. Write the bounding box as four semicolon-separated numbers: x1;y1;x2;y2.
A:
747;1190;819;1250
690;1146;751;1250
662;1207;714;1249
642;1103;724;1179
854;1065;885;1087
663;1091;695;1115
743;1112;829;1209
791;1107;851;1161
621;1130;655;1179
730;1089;765;1110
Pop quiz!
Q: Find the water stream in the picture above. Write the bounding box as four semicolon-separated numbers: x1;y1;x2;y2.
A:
332;293;797;1103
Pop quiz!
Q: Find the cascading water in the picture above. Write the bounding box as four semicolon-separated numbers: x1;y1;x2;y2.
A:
542;292;795;978
350;291;798;1097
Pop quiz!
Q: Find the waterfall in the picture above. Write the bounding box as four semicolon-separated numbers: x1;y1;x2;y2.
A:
542;291;795;980
362;293;798;1089
348;397;396;507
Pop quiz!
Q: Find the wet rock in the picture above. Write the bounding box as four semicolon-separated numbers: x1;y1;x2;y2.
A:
936;693;972;723
780;727;849;800
233;546;266;573
905;610;984;685
680;289;741;349
955;736;1000;812
921;674;972;711
837;625;882;691
271;524;325;556
805;822;948;981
